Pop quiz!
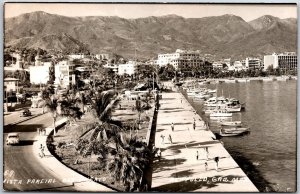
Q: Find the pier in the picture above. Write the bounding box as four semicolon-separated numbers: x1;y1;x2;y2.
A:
151;82;258;192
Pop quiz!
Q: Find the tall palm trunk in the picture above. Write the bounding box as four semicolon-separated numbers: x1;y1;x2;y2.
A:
53;117;56;136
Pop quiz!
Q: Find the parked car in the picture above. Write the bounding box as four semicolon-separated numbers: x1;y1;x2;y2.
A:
6;133;20;145
20;109;32;117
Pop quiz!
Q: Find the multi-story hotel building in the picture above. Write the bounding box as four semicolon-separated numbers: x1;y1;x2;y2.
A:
245;58;262;69
157;49;204;70
264;52;297;71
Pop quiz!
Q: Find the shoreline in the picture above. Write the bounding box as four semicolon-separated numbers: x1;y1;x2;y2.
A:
180;89;275;192
183;76;297;85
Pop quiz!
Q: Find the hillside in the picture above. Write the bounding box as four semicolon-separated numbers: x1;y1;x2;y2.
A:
4;11;297;60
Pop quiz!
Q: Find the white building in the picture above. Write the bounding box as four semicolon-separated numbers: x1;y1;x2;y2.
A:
118;61;137;75
29;65;50;84
212;62;224;69
245;58;261;69
264;52;297;71
232;61;246;71
95;54;109;60
4;78;20;92
55;61;76;88
157;49;203;69
68;54;86;60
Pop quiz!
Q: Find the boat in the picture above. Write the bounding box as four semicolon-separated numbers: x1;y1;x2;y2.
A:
194;92;212;100
226;98;246;110
205;96;229;107
210;109;232;118
220;121;242;127
225;104;242;112
219;127;249;137
207;89;217;94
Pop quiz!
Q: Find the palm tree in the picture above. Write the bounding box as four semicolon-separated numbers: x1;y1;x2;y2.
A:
45;97;58;136
96;133;150;191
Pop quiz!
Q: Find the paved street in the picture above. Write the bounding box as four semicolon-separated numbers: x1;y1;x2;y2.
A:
3;113;75;191
4;107;44;126
151;89;258;192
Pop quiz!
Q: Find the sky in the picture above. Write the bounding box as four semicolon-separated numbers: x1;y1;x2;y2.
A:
4;3;297;21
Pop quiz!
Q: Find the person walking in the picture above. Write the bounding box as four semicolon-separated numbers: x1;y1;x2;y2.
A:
171;122;174;131
196;150;199;160
168;134;173;144
205;147;209;160
193;121;196;130
160;134;165;145
205;162;208;171
39;144;45;158
214;156;219;171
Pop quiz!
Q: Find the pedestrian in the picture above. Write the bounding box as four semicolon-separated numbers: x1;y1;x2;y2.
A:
205;162;208;171
171;122;174;131
205;147;209;160
157;148;162;160
39;144;45;158
196;150;199;160
160;134;165;145
214;156;219;171
37;127;40;135
168;134;173;144
193;121;196;130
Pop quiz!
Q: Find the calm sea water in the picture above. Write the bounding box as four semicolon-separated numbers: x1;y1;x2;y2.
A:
186;80;297;192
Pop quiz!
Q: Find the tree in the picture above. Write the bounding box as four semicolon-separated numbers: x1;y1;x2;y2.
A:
45;97;58;136
96;133;150;191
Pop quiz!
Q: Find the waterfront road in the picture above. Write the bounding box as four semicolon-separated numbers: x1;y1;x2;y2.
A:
3;113;76;191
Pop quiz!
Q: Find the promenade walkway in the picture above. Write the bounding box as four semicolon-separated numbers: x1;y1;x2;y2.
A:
151;85;258;192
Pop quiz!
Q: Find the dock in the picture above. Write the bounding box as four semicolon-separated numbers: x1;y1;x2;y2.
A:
151;83;258;192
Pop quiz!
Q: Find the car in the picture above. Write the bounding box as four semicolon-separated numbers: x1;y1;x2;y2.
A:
6;133;20;145
20;109;32;117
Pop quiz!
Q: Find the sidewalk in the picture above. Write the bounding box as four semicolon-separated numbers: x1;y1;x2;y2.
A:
32;118;115;192
151;90;258;192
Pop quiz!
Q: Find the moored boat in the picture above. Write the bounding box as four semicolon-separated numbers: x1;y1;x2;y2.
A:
210;109;232;117
220;121;242;127
219;127;249;137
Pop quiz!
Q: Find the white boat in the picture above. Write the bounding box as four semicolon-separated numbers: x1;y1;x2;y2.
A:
220;121;242;127
210;110;232;117
219;127;249;137
205;96;229;107
194;93;212;100
225;105;242;112
207;89;217;94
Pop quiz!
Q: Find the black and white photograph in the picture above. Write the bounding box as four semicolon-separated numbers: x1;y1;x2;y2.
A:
3;2;297;192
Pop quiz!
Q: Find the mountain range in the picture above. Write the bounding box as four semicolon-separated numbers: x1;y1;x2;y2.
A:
4;11;297;60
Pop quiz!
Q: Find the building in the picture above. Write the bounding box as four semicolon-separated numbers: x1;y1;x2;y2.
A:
55;60;76;88
212;62;225;70
232;61;246;71
68;54;86;60
245;58;262;69
118;61;137;75
4;78;20;93
264;52;297;71
157;49;204;69
95;54;109;60
29;65;50;84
